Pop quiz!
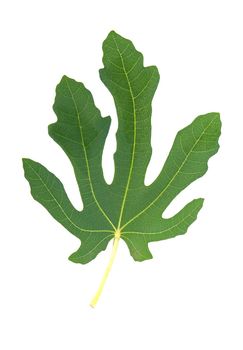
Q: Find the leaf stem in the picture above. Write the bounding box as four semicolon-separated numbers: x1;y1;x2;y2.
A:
90;229;121;307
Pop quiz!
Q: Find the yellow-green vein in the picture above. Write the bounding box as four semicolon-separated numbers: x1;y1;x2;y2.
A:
122;203;202;236
65;78;116;231
26;161;114;234
112;34;137;230
121;117;217;230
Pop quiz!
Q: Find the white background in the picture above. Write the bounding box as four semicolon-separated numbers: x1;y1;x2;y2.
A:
1;0;243;349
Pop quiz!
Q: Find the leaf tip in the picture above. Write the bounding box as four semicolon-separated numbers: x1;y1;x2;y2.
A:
134;252;153;262
107;29;119;37
204;112;221;129
48;122;56;138
22;157;32;170
22;158;28;173
68;249;91;265
61;74;69;81
68;252;81;264
196;197;205;205
109;29;116;35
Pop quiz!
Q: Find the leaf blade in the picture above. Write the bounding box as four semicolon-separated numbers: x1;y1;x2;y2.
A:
23;158;83;237
122;198;204;261
50;75;115;229
23;31;222;302
121;113;221;232
100;31;160;228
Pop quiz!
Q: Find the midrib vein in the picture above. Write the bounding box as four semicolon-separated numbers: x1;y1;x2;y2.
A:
121;117;217;230
112;35;137;230
27;162;113;234
65;78;116;230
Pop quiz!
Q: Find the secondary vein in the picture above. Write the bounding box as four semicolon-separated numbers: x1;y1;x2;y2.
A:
121;117;217;230
26;161;113;234
65;78;116;230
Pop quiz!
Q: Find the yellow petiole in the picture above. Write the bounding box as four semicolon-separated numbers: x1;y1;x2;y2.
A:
90;229;121;307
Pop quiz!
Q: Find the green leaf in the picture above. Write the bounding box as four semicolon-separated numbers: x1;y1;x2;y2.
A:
23;31;221;306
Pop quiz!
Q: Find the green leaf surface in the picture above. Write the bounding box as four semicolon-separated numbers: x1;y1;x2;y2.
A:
23;31;221;305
